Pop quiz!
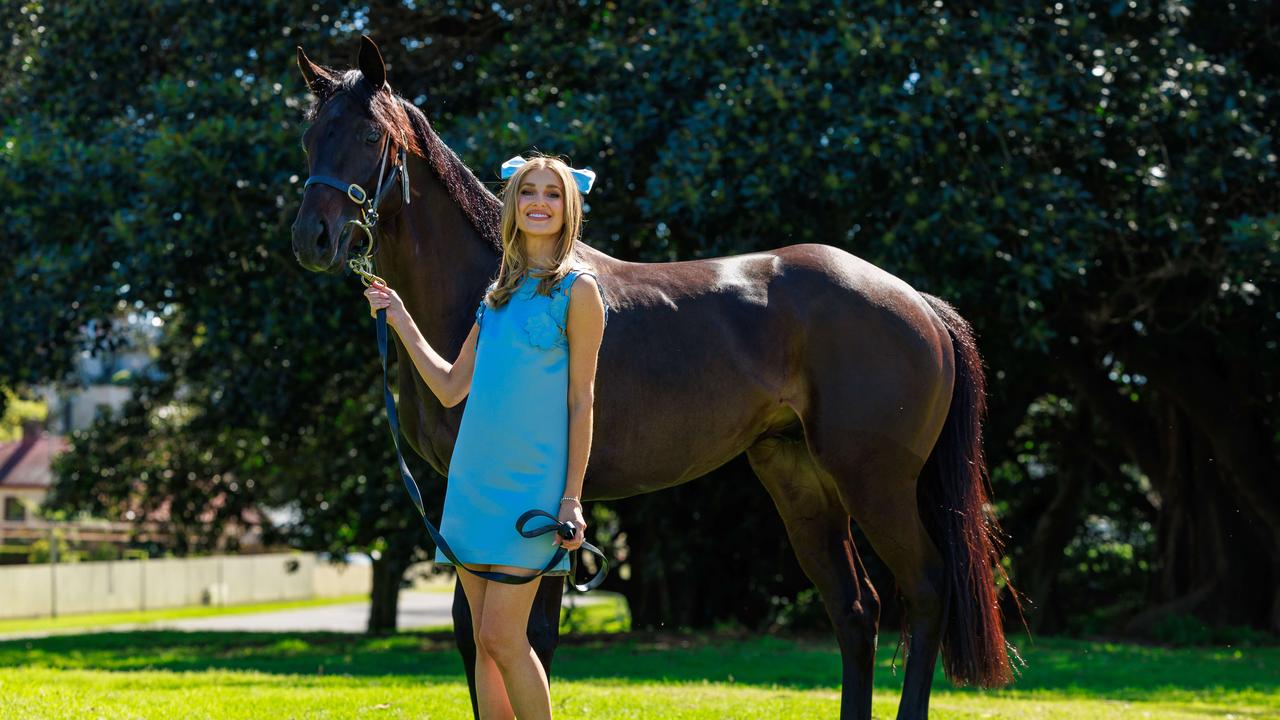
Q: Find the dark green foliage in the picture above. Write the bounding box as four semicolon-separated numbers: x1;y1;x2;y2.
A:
1;1;432;579
3;0;1279;636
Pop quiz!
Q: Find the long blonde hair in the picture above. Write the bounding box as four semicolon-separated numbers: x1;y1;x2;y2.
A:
485;153;586;309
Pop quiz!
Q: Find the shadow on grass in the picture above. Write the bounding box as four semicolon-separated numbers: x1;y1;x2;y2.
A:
1;628;1276;703
1;629;468;681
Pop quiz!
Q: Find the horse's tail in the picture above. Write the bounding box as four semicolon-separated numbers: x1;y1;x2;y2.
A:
917;292;1019;688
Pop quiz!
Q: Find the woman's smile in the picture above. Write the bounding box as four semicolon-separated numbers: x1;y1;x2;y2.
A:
517;167;567;241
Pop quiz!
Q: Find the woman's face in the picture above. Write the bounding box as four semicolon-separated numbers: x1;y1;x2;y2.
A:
515;167;566;240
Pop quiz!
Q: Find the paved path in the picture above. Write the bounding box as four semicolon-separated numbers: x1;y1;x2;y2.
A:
0;589;608;641
150;590;463;634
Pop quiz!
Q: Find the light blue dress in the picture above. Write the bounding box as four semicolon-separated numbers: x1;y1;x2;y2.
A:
433;267;608;574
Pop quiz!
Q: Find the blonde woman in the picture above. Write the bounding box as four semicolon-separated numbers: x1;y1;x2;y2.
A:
364;152;608;720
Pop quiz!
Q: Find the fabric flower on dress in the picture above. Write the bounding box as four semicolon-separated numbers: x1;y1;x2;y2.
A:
522;279;573;350
547;287;570;319
523;312;562;349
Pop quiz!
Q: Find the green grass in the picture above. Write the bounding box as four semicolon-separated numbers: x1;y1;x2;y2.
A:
0;591;1274;719
0;593;372;635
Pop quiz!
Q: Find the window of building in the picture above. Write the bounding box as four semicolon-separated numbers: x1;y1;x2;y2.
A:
4;497;25;522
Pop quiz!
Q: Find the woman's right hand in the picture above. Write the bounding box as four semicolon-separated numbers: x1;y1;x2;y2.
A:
364;279;409;329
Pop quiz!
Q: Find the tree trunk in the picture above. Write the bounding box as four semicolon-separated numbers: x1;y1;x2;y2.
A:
1019;392;1094;634
1119;341;1280;633
367;539;416;634
1059;333;1280;634
1122;341;1280;556
1127;399;1276;634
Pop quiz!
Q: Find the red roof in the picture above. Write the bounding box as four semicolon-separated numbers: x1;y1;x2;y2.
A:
0;428;68;490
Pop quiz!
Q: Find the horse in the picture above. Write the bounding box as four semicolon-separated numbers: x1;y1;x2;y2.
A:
290;35;1016;720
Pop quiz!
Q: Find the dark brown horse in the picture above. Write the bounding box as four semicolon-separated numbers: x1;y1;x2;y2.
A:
291;36;1016;720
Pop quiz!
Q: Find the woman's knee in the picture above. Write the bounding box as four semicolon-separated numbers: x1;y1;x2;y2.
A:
473;567;539;661
477;618;530;663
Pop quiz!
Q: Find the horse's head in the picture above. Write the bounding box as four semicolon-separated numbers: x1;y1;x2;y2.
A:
291;36;419;273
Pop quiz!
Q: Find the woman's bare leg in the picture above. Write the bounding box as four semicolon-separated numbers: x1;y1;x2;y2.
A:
456;565;516;720
478;565;552;720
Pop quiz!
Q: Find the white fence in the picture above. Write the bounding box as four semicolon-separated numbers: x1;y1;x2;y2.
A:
0;552;375;620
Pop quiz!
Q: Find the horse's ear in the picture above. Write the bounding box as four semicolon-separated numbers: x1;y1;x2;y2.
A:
357;35;386;89
296;46;333;95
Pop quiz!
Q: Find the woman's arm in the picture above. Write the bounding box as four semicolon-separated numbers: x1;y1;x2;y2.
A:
559;274;606;548
364;280;479;408
395;316;479;408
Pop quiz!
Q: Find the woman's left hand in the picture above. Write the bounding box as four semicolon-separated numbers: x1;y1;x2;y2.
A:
554;500;586;551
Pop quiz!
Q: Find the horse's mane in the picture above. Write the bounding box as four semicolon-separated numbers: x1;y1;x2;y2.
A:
306;69;502;252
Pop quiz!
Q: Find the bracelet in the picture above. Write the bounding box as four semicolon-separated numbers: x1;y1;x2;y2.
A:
561;496;581;503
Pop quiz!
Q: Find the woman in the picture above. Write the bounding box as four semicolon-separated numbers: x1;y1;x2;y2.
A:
364;152;608;720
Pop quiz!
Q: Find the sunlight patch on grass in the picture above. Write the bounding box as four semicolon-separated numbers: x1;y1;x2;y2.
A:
0;666;1273;719
0;613;1275;719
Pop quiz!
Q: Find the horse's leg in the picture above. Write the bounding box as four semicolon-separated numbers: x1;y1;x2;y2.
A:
527;575;565;677
451;574;564;720
450;577;482;720
806;433;947;720
747;436;880;720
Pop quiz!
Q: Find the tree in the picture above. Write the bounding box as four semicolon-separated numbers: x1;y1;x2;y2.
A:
388;0;1280;633
1;0;438;631
5;0;1277;636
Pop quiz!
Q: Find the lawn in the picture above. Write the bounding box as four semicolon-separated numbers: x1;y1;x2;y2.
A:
0;592;1274;719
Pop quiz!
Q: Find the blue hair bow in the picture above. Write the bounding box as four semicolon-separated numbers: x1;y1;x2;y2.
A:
500;155;596;195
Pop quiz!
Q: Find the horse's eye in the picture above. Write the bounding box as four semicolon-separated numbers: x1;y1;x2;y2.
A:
365;129;381;144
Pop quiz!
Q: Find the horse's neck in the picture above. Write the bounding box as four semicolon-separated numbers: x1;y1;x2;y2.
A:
380;153;500;355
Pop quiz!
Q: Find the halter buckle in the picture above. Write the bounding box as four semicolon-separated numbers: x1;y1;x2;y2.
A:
347;183;369;205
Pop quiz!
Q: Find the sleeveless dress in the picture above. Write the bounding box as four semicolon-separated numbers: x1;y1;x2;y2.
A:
432;267;609;574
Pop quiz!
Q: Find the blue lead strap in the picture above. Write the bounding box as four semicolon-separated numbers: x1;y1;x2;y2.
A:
374;307;608;591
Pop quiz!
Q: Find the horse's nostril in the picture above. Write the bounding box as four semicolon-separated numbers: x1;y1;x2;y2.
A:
314;219;328;249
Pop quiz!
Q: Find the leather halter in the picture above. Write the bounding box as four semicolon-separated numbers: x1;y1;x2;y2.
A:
303;131;410;286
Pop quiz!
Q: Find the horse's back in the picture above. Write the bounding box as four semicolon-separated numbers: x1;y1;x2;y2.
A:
581;243;952;481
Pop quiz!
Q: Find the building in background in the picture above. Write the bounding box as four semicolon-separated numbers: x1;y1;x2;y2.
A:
2;312;270;562
0;419;65;527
